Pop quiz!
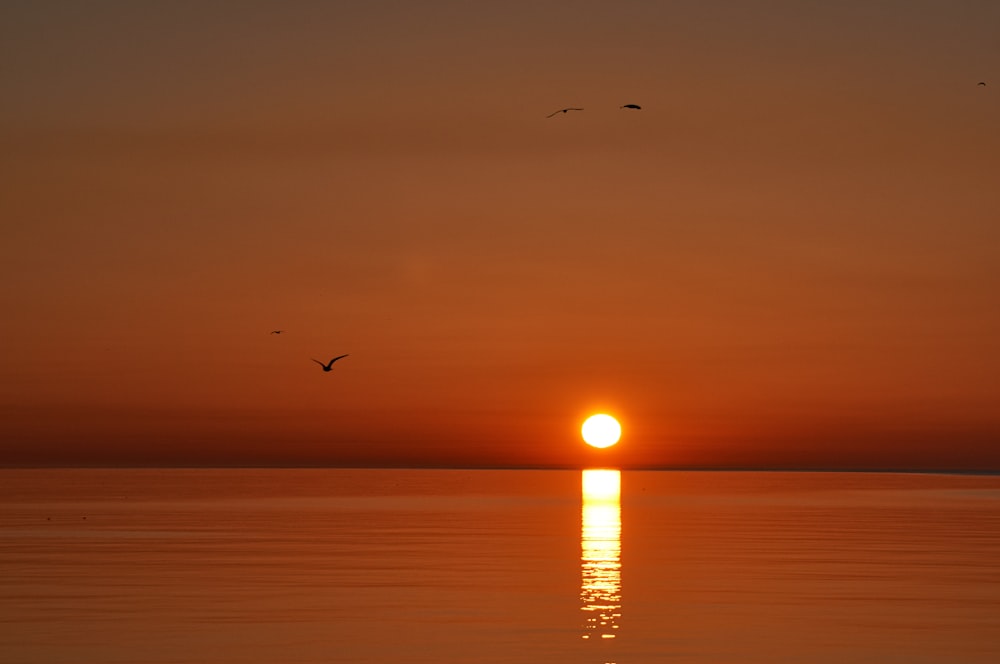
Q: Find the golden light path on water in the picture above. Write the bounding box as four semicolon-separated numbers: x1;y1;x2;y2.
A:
581;469;622;646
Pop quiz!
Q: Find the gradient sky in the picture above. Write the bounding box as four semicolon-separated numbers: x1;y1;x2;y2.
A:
2;0;999;469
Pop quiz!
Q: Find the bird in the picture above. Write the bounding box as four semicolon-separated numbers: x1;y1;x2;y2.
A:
270;330;284;335
978;81;987;86
547;107;584;118
312;355;349;372
620;104;642;110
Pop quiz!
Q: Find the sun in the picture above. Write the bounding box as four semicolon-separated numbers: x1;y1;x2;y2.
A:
581;414;621;449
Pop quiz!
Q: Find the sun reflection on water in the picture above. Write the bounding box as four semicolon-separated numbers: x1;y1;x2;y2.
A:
581;469;621;646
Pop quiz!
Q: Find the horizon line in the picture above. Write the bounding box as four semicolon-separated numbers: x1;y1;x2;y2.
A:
2;463;998;476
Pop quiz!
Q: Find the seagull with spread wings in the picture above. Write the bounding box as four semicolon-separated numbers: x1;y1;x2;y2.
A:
312;355;349;372
547;107;584;118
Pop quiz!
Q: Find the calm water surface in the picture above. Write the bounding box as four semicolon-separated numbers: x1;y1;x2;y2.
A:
1;469;999;663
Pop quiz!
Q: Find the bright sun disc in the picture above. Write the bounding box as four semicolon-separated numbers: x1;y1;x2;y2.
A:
582;414;621;448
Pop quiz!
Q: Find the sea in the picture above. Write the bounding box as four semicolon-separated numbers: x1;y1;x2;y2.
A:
1;468;999;664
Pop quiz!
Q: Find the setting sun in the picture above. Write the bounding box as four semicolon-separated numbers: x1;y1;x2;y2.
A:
581;414;622;449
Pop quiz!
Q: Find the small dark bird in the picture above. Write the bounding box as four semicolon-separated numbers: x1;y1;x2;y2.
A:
312;355;349;372
270;330;284;335
547;107;584;118
620;104;642;110
978;81;987;86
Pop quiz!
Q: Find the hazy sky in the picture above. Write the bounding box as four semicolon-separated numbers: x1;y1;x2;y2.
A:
2;1;999;469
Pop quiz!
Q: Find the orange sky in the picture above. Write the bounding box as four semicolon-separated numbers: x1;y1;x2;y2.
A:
2;1;999;469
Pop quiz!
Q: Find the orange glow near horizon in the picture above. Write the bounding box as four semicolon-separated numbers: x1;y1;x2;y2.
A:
3;3;1000;471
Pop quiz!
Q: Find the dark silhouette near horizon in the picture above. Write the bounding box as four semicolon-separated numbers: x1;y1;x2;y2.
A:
978;81;986;86
547;107;584;118
270;330;284;334
313;355;349;372
620;104;641;110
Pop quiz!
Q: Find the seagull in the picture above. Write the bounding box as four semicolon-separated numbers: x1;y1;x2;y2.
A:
546;107;584;118
978;81;987;86
312;355;349;372
620;104;642;110
270;330;284;335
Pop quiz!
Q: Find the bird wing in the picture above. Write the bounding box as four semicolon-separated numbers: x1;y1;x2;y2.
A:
546;109;562;118
311;359;325;366
331;354;349;363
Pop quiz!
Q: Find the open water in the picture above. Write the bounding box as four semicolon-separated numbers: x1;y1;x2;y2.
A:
1;469;999;663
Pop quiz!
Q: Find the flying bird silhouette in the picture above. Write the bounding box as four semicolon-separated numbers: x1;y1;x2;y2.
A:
270;330;284;335
312;355;349;372
978;81;987;86
620;104;642;110
546;107;584;118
